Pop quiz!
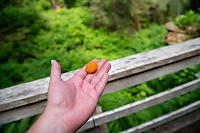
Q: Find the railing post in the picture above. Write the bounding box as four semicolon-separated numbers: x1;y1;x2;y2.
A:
85;106;108;133
195;72;200;79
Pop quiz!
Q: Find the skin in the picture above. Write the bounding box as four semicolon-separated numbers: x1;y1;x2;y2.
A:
27;59;111;133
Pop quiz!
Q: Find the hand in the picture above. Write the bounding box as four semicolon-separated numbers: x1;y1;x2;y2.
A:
27;59;111;133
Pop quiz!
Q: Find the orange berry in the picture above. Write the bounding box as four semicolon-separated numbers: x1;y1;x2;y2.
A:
85;61;98;74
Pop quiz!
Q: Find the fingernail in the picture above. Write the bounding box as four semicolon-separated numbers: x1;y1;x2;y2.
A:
51;60;55;65
102;59;107;62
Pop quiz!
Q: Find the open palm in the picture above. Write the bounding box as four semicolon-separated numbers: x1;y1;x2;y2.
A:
46;59;111;132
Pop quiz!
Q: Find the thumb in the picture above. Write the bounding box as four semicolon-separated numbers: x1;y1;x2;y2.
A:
50;60;61;83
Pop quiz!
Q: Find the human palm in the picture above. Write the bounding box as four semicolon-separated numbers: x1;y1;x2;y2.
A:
46;59;111;132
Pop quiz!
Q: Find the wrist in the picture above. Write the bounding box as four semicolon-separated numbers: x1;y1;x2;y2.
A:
27;105;70;133
42;105;74;133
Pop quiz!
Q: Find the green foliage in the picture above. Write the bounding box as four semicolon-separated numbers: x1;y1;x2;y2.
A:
89;0;154;32
77;0;195;32
72;0;90;7
122;24;167;53
38;0;51;10
0;1;200;133
147;66;200;93
99;64;200;132
0;118;30;133
0;115;41;133
55;0;65;7
0;5;47;88
175;10;200;29
0;4;167;88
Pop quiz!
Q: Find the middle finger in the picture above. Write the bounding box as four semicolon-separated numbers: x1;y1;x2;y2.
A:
85;59;106;83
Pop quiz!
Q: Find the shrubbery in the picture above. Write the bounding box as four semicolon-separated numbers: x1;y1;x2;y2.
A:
0;0;200;133
99;65;200;132
175;10;200;29
0;5;167;88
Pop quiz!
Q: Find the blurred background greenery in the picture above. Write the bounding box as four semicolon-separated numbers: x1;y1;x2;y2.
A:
0;0;200;132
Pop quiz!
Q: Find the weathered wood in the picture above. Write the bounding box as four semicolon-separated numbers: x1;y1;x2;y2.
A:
93;78;200;127
195;72;200;79
151;109;200;133
120;100;200;133
104;54;200;95
0;38;200;113
0;101;46;125
76;118;94;132
0;100;95;129
1;55;200;125
107;37;200;81
82;106;108;133
0;77;50;112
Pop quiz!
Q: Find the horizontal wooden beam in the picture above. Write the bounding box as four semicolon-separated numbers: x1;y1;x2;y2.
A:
0;99;95;128
151;109;200;133
195;72;200;79
0;101;46;125
0;55;200;125
92;78;200;127
120;100;200;133
104;54;200;95
79;106;108;132
0;38;200;113
1;57;200;126
78;118;94;131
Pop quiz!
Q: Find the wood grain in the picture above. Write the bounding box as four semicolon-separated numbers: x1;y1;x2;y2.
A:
120;100;200;133
93;78;200;126
0;38;200;112
0;100;46;125
195;72;200;79
151;109;200;133
104;55;200;95
1;55;200;125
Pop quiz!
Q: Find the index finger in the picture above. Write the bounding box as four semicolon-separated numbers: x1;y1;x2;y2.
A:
74;66;87;80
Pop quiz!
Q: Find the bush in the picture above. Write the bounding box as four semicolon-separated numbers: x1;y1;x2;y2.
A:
99;64;200;132
175;10;200;29
38;0;51;10
1;2;199;133
0;3;168;89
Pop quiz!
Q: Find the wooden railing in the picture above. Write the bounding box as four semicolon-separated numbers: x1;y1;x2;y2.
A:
0;38;200;132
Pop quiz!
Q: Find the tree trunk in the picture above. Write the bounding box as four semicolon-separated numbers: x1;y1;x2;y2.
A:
50;0;60;10
132;6;141;31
